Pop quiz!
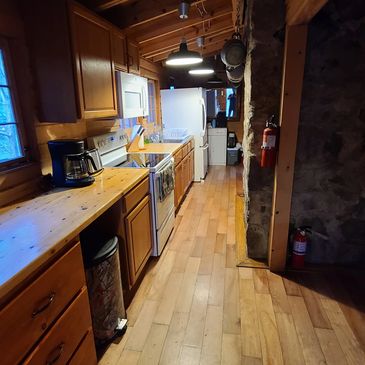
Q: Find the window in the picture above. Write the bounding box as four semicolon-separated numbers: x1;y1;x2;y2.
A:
147;79;157;124
0;41;24;166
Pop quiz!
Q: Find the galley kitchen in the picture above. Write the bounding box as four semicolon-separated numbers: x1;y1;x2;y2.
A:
1;0;365;364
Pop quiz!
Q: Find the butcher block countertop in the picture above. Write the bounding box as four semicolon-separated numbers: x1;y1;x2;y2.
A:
0;167;149;303
129;137;193;155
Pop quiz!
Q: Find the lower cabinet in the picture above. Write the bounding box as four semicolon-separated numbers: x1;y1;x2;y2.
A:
68;329;96;365
125;195;153;287
174;160;183;207
0;241;96;365
23;288;95;365
173;140;195;210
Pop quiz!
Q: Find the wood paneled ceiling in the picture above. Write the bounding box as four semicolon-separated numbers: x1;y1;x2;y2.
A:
82;0;239;63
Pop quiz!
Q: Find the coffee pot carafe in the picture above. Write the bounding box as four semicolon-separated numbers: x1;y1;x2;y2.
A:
48;139;95;187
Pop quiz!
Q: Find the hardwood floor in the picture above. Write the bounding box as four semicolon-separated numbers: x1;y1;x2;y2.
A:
99;166;365;365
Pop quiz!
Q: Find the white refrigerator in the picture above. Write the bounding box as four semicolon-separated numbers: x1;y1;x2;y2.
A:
161;87;208;181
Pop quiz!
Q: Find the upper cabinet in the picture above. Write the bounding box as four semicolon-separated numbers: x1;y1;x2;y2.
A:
22;0;138;122
111;30;128;72
70;3;117;119
127;40;140;75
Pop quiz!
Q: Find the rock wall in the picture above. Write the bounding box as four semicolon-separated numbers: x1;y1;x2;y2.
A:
290;0;365;264
243;0;284;258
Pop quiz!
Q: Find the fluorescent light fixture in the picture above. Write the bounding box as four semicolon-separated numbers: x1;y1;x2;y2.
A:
166;39;203;66
189;68;214;75
189;60;214;75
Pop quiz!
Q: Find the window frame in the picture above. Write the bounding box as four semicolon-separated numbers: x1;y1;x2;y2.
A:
0;38;28;171
147;79;157;124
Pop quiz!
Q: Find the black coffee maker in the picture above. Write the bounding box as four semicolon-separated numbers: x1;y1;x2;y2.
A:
48;139;95;187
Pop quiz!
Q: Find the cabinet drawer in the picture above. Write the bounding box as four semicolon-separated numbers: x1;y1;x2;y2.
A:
123;178;149;214
23;288;91;365
188;141;194;151
68;329;97;365
182;145;189;158
174;148;183;165
0;243;85;365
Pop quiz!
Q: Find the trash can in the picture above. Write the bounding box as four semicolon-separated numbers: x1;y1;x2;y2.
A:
84;236;127;346
227;146;241;165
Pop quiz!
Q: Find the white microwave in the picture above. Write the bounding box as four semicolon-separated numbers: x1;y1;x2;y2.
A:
116;72;149;118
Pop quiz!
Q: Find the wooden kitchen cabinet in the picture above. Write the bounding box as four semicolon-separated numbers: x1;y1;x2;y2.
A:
182;156;189;194
71;3;118;119
112;29;128;71
22;0;118;121
0;241;96;365
127;39;140;75
173;140;195;210
125;195;153;287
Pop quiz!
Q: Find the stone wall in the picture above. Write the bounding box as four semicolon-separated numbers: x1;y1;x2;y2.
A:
243;0;285;258
290;0;365;264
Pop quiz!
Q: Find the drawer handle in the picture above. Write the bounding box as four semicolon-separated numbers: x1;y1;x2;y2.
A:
32;292;56;318
46;342;65;365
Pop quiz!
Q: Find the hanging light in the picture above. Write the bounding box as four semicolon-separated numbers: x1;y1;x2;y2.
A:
189;62;214;75
207;74;223;84
166;39;203;66
178;1;190;19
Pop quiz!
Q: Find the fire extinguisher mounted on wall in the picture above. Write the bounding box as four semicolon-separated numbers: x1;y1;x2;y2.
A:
260;115;279;168
292;226;312;269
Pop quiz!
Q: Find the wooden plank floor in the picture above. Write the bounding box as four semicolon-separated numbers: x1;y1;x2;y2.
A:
99;166;365;365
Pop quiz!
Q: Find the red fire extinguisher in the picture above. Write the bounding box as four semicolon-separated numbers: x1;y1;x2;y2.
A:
260;115;278;168
292;226;311;268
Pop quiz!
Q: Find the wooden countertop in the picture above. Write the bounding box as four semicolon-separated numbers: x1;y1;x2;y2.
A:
0;167;149;302
130;136;194;155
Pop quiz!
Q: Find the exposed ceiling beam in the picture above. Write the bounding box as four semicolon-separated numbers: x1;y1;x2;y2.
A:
140;15;233;56
128;0;208;29
92;0;131;11
286;0;328;25
150;33;229;62
231;0;244;31
143;26;233;58
129;8;232;44
155;40;226;62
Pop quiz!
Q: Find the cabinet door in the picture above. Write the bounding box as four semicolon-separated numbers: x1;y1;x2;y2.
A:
71;5;118;119
112;30;127;71
125;195;152;286
182;157;189;193
187;153;192;185
127;40;140;75
174;163;182;208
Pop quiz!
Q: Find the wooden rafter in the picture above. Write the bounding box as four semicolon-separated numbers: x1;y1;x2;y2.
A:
144;27;233;59
91;0;131;11
126;1;232;43
286;0;328;25
140;15;233;56
150;32;229;62
128;0;208;29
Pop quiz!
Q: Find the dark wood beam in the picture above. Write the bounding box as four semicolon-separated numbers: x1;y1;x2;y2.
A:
91;0;131;11
286;0;328;25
